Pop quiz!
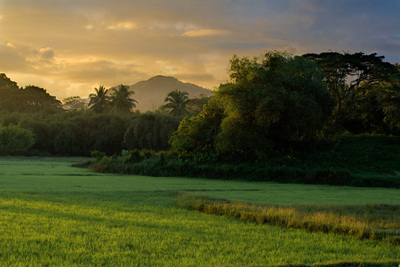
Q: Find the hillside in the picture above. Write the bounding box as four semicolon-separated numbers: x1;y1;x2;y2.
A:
127;75;213;112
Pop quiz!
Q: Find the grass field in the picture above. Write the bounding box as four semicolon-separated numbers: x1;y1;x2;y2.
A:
0;157;399;266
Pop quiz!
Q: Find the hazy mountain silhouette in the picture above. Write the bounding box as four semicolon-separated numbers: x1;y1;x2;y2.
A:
127;75;213;112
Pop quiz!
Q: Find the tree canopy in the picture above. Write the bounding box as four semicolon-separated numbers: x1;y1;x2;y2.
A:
20;85;62;112
0;74;62;112
303;52;400;133
171;51;334;159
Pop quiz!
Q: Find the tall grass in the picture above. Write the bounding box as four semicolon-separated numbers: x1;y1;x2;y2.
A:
176;192;400;244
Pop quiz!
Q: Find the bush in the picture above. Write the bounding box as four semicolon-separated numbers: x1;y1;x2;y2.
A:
0;125;35;155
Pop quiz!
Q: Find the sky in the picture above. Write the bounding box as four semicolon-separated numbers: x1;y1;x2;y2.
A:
1;0;399;101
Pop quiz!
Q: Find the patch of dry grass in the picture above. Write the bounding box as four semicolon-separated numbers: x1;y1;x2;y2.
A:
176;192;400;244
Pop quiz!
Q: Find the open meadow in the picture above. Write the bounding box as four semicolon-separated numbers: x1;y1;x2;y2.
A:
0;157;399;266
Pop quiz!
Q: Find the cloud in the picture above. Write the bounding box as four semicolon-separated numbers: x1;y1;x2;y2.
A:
85;20;138;31
62;59;144;85
183;29;232;37
39;47;55;59
0;43;27;71
106;21;137;30
0;43;54;73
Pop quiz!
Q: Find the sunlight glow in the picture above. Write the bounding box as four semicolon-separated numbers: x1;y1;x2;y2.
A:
183;29;231;37
107;21;137;30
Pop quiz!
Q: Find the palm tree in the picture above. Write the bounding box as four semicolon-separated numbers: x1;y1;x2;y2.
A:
89;85;109;113
164;89;190;116
110;84;137;114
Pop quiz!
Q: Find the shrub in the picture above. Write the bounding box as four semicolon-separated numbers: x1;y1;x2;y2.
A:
0;125;35;155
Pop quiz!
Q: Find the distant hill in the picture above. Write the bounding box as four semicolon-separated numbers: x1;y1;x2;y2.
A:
126;75;213;112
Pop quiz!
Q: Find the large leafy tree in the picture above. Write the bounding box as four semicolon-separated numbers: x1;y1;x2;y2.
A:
19;85;62;112
303;52;399;132
164;89;190;116
303;52;397;94
109;84;137;114
217;52;333;151
0;75;62;112
169;98;224;154
171;51;334;158
89;85;109;113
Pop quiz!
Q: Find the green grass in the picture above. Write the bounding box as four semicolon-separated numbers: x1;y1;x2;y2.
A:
0;157;400;266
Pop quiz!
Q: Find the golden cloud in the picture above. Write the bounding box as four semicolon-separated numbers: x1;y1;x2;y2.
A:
183;29;231;37
106;21;138;30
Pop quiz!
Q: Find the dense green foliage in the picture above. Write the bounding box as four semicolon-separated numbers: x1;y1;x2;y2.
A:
0;158;399;266
171;51;335;159
0;125;35;155
0;74;192;156
0;110;179;156
0;74;62;113
124;113;181;150
169;99;224;154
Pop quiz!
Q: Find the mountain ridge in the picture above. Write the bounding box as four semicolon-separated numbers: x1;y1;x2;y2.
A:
126;75;213;112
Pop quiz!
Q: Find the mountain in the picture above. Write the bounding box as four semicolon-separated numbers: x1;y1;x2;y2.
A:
127;75;213;112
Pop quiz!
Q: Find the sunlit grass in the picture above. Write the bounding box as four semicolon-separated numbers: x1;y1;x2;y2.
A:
176;192;400;243
0;157;400;266
1;191;400;266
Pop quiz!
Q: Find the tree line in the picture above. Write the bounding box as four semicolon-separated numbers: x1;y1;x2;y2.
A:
0;74;201;156
1;50;399;158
